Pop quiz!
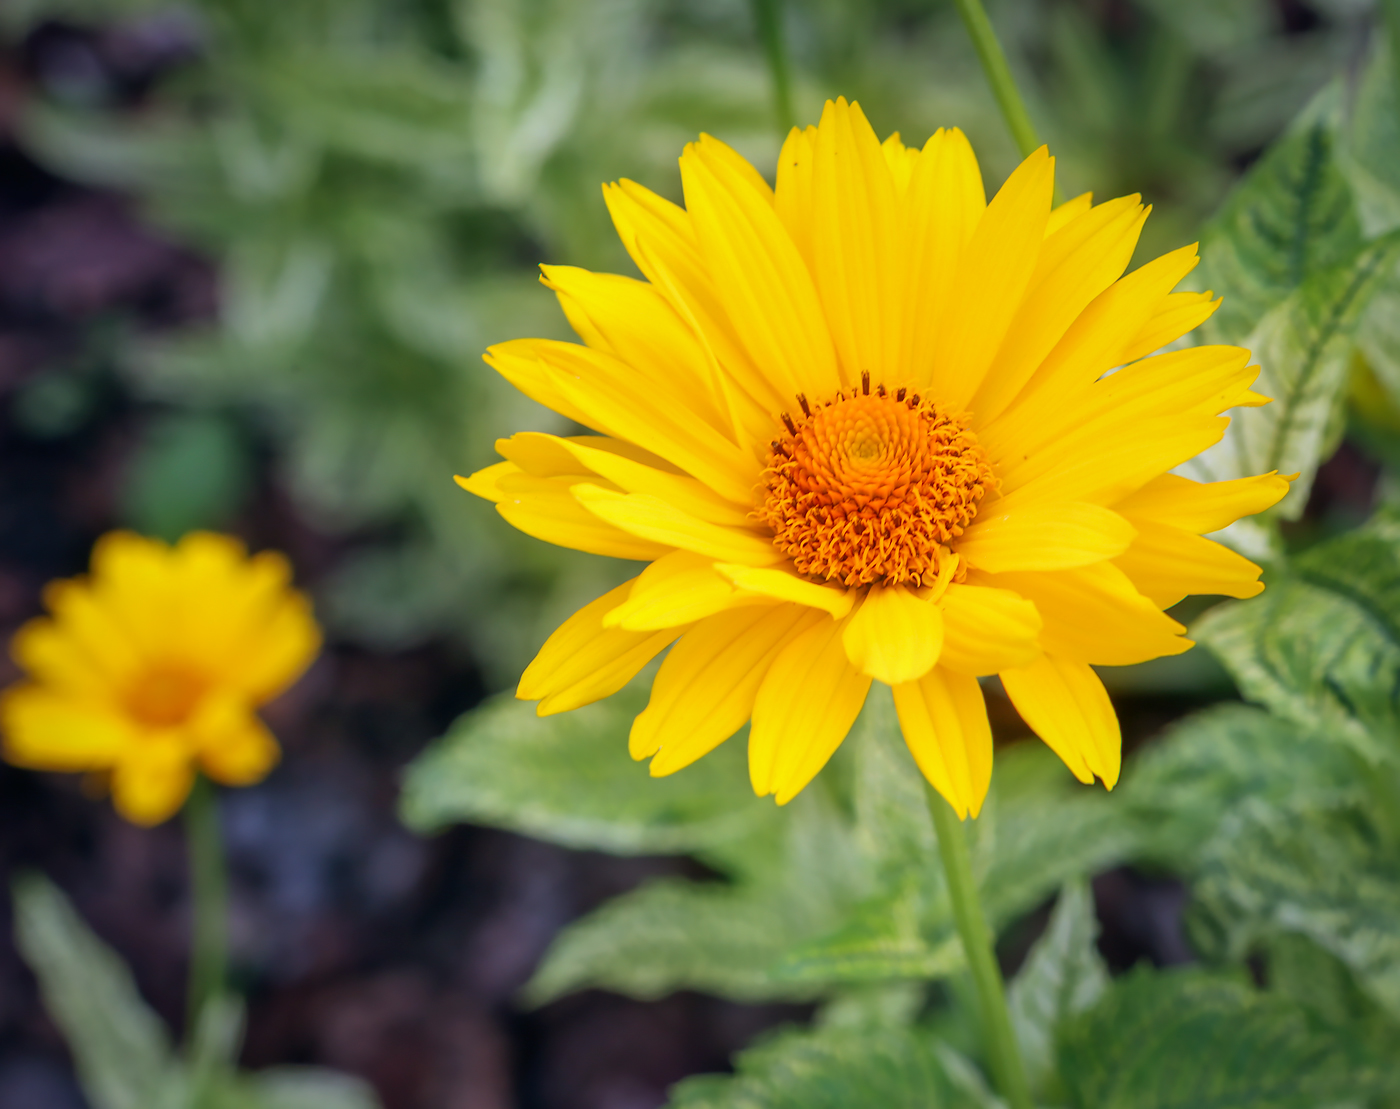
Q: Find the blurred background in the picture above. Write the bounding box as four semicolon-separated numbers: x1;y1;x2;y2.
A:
0;1;1386;1107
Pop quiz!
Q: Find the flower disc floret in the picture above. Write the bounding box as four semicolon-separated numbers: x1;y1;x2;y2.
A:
759;379;995;588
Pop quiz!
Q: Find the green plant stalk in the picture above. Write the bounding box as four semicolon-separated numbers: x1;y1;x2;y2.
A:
752;0;796;136
927;785;1033;1109
1385;0;1400;109
184;775;229;1039
951;0;1041;159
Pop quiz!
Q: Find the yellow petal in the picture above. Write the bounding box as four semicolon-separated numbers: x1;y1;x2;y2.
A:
680;134;841;403
530;340;759;504
749;613;871;803
928;145;1054;410
995;345;1260;504
604;180;782;420
810;98;901;387
1113;471;1291;534
191;696;280;786
495;473;674;561
1044;191;1092;236
111;734;195;826
881;131;920;193
775;125;818;270
1118;290;1220;364
517;581;686;714
605;550;774;630
552;436;754;524
987;563;1191;666
989;243;1202;437
1000;654;1121;787
956;500;1136;574
1114;520;1266;608
0;685;134;770
633;604;822;773
893;667;993;818
573;485;783;566
897;127;986;387
456;461;521;503
713;562;855;618
939;582;1043;675
841;584;944;684
970;194;1147;424
541;265;730;430
484;339;595;429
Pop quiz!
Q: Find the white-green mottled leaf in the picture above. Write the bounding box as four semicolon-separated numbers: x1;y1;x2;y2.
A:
1058;968;1400;1108
1189;799;1400;1020
665;1024;989;1109
11;875;181;1109
1008;881;1109;1098
1339;40;1400;237
1194;112;1362;346
1122;702;1360;866
1182;231;1400;519
400;689;772;855
1194;512;1400;761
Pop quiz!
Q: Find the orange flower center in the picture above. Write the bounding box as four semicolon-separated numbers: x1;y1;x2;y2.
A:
758;379;995;588
125;666;206;728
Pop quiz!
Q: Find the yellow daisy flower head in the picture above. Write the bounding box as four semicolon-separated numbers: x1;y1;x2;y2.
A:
460;98;1290;819
1;531;321;826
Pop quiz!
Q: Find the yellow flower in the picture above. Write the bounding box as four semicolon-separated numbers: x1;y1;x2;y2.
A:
1;531;321;825
460;99;1290;818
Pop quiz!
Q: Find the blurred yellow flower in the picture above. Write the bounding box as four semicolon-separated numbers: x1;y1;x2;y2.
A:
460;98;1290;818
1;531;321;825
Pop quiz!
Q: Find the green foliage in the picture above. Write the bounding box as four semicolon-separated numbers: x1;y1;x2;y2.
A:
120;412;253;542
1194;511;1400;763
12;874;380;1109
665;1023;995;1109
1007;881;1108;1099
1058;968;1400;1108
1190;800;1400;1020
1179;96;1400;532
405;684;1144;1007
1122;702;1360;866
400;688;774;855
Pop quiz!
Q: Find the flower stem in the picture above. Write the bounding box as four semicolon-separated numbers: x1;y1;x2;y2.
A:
184;774;229;1038
926;785;1033;1109
951;0;1042;159
751;0;795;137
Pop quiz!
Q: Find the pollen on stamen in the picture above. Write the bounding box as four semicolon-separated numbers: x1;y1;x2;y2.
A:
757;386;996;589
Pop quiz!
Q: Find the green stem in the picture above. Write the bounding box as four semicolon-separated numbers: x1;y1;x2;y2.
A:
1384;0;1400;109
184;775;229;1039
751;0;795;137
951;0;1042;159
927;785;1033;1109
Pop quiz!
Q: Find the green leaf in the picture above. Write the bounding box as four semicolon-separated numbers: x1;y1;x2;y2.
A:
1189;799;1400;1020
1122;702;1360;866
665;1024;991;1109
399;689;773;855
246;1069;383;1109
1339;40;1400;237
1008;881;1109;1098
1182;230;1400;523
11;874;180;1109
1194;512;1400;761
1058;967;1400;1108
521;784;868;1004
1195;112;1362;346
976;742;1143;929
